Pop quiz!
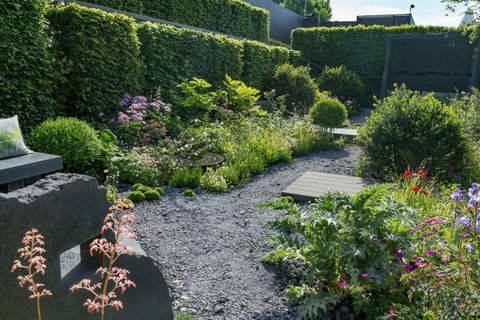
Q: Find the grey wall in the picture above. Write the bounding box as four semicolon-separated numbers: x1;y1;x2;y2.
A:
244;0;315;43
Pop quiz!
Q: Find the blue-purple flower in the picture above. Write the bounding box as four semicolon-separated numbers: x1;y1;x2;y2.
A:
466;243;474;253
451;189;463;202
459;216;472;228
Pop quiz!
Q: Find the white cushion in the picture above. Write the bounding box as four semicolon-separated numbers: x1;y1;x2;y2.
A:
0;116;31;159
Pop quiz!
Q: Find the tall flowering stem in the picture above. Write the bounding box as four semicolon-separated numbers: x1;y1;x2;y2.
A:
70;199;137;320
11;228;52;320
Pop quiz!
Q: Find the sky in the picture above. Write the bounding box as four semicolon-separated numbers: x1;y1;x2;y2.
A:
330;0;468;26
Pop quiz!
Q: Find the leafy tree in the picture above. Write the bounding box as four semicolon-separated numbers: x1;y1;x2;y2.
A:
273;0;332;21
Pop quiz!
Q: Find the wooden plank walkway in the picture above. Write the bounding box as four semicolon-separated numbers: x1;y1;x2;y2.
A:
333;128;358;140
282;172;366;202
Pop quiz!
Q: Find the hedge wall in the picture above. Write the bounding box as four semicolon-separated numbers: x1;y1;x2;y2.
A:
47;4;144;121
88;0;269;42
87;0;144;13
292;25;456;101
0;0;56;130
242;41;298;91
137;22;243;101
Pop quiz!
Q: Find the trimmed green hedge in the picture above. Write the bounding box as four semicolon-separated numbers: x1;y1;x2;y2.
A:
138;22;243;101
87;0;144;13
292;25;456;101
242;41;299;91
47;4;144;121
90;0;269;42
138;22;298;100
0;0;56;130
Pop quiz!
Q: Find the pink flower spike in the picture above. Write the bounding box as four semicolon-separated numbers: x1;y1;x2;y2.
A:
360;273;369;277
338;278;346;288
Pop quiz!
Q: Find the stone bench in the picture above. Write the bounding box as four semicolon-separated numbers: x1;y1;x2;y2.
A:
0;152;63;193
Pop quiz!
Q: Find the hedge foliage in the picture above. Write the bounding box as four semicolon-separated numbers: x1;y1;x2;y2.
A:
89;0;269;42
0;0;56;130
138;22;243;101
242;41;299;91
138;22;298;100
292;25;456;101
47;4;144;121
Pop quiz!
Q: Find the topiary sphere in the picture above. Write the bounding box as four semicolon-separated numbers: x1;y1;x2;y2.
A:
28;117;102;172
181;189;196;197
144;189;161;201
309;97;347;129
128;191;146;202
154;187;166;196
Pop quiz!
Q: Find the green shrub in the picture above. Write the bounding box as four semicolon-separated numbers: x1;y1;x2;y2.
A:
449;89;480;141
218;75;260;112
114;153;161;186
309;96;347;130
317;65;365;104
137;23;242;101
28;117;103;173
292;25;456;101
272;64;317;114
141;0;269;42
128;190;146;202
181;189;196;197
176;78;217;120
169;167;203;188
241;41;298;91
144;189;161;200
154;187;166;196
357;85;476;182
0;0;56;130
217;165;241;186
47;4;143;121
200;168;229;192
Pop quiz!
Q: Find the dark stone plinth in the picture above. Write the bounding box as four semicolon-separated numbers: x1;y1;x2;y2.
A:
0;152;63;192
0;173;173;320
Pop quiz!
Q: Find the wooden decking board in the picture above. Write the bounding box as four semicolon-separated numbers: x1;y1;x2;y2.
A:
282;172;366;202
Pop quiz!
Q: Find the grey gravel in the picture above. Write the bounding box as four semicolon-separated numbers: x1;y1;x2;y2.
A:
132;146;361;319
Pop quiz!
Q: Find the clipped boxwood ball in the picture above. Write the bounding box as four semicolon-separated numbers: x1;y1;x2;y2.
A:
309;97;347;129
131;183;145;191
182;189;196;197
154;187;166;196
144;189;161;201
28;117;102;172
128;191;146;202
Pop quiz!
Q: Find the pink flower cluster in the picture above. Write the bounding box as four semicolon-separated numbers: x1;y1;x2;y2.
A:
70;199;137;317
116;94;171;124
11;228;52;301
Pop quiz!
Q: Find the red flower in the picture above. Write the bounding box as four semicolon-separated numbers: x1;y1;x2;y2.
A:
403;171;412;177
411;186;420;192
422;189;428;196
418;170;426;178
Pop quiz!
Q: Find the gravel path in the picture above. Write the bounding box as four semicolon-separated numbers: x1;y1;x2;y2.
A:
133;145;361;320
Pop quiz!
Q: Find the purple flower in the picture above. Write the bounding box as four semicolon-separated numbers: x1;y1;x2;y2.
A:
130;113;144;121
164;105;172;113
360;273;369;278
117;112;128;123
459;216;472;228
338;278;346;288
130;103;146;111
451;189;463;202
98;112;105;118
469;183;479;197
404;264;414;273
466;243;474;253
118;93;131;107
476;214;480;233
132;96;147;104
394;250;404;259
